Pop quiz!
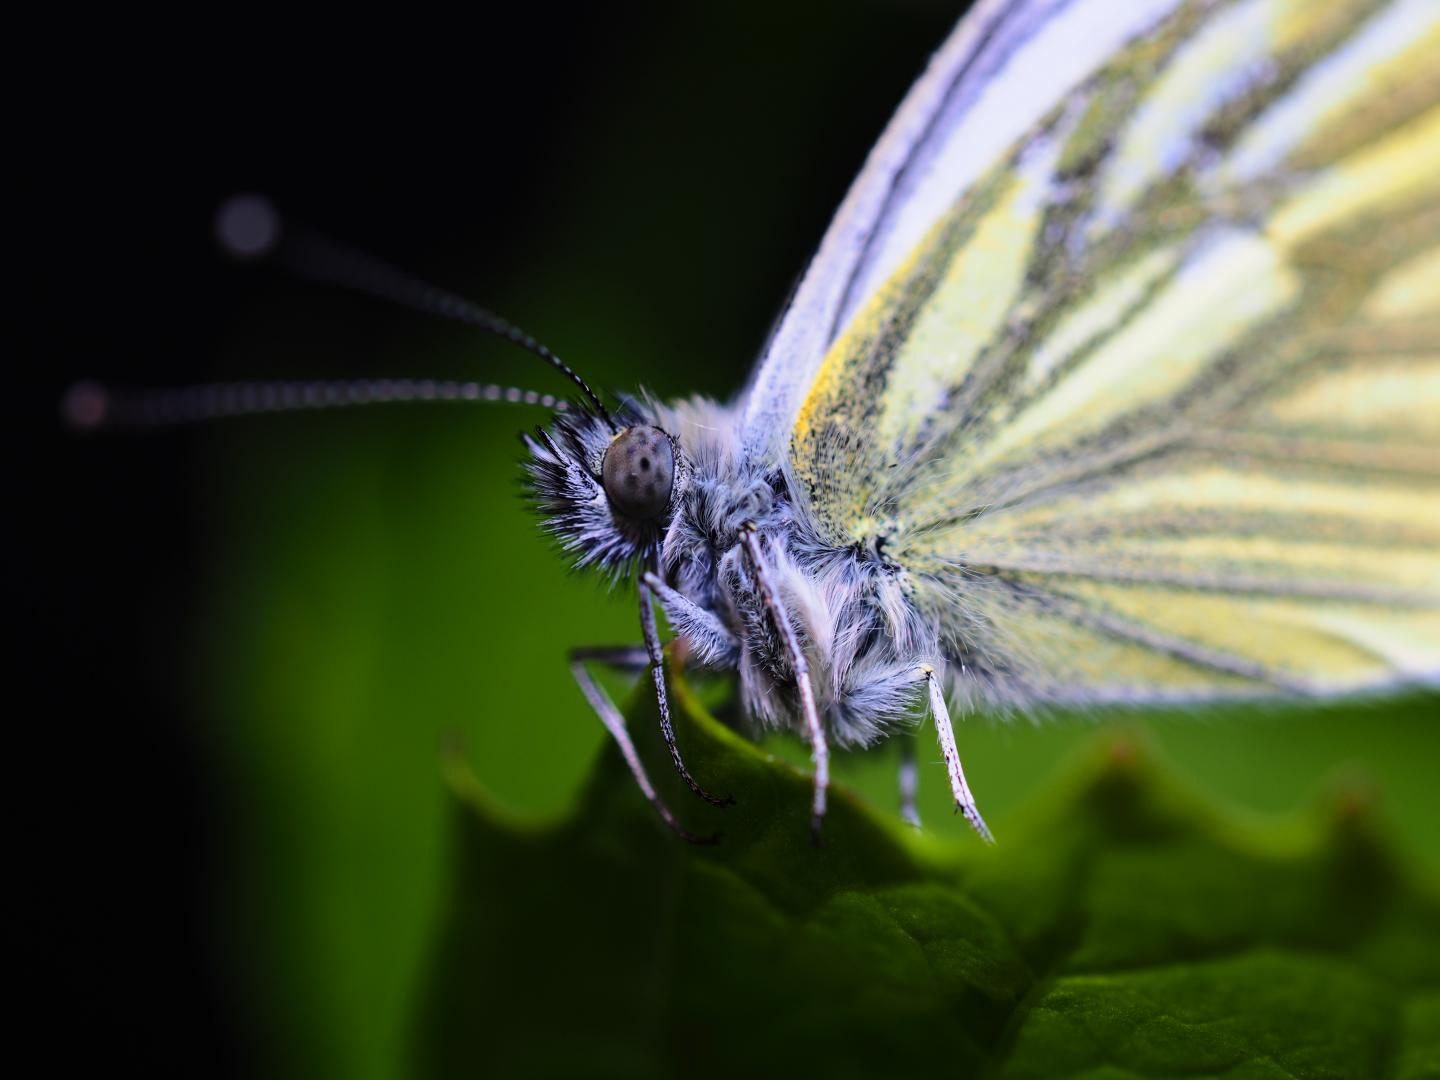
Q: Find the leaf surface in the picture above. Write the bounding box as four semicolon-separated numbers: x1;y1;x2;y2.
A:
417;680;1440;1079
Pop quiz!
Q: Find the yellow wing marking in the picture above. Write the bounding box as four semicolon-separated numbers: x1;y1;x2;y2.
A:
1289;12;1440;171
1096;0;1280;220
1269;103;1440;247
959;467;1439;538
955;592;1267;698
790;171;1022;454
875;156;1048;451
1258;355;1440;438
972;230;1297;468
1050;582;1440;689
1019;245;1181;393
962;536;1440;596
1363;245;1440;318
1222;2;1440;183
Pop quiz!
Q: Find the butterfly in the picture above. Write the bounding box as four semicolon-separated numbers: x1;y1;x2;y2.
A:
75;0;1440;846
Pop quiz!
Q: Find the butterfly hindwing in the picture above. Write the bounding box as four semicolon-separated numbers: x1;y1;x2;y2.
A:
783;0;1440;706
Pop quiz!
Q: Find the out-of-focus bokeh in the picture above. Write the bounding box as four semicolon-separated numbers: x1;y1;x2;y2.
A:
23;3;1438;1078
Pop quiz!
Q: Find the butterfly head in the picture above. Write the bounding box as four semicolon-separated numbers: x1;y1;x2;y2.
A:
526;406;687;575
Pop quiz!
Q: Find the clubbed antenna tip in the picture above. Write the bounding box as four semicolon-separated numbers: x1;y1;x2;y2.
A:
215;193;282;261
62;380;110;432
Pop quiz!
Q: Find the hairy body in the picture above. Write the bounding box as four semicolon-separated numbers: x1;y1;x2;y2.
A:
527;397;990;844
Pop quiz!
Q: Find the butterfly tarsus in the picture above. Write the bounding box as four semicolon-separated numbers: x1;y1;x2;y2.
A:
568;647;719;844
638;582;735;809
924;666;994;845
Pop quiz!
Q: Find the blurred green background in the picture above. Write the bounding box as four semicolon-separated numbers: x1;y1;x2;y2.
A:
44;2;1432;1077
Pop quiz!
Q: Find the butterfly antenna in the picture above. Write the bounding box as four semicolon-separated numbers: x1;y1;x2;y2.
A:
62;377;572;432
215;194;616;429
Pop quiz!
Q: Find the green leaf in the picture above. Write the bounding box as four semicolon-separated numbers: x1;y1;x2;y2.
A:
415;678;1440;1079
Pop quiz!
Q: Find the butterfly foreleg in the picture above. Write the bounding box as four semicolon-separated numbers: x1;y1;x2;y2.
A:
921;665;994;844
569;645;718;845
637;580;736;809
740;527;829;846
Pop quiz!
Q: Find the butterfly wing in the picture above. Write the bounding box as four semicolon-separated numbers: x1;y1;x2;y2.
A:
785;0;1440;707
741;0;1186;458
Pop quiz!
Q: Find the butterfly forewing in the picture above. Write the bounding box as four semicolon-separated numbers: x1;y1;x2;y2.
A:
785;0;1440;707
741;0;1188;458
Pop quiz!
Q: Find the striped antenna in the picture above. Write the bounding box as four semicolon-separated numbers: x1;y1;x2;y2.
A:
215;194;615;428
62;378;569;432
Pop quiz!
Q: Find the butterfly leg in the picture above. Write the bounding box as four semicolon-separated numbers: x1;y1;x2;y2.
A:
741;528;829;846
922;666;994;844
898;733;922;828
638;582;735;808
641;571;740;668
569;646;718;845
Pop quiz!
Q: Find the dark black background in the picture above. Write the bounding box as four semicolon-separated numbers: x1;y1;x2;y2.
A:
16;5;960;1073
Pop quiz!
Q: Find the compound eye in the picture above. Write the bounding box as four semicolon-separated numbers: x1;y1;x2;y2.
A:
601;426;675;520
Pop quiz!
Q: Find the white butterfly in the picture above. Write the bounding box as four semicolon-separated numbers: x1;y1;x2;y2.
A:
528;0;1440;843
78;0;1440;845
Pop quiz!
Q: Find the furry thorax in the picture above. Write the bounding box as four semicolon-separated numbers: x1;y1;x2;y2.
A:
524;397;943;748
